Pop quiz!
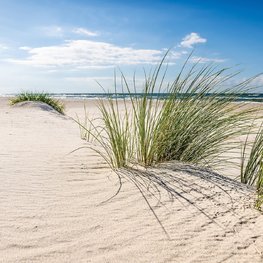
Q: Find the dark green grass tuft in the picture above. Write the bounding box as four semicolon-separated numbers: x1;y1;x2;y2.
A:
10;92;65;114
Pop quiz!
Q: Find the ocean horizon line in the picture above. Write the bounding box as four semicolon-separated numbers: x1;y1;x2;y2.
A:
2;92;263;102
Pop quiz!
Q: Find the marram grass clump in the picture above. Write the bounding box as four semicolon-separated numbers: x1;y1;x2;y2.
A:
241;124;263;211
10;92;65;114
77;55;258;170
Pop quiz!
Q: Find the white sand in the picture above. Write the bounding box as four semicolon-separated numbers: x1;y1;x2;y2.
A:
0;97;263;262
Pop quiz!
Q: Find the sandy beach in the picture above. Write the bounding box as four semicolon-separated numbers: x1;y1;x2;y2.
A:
0;97;263;263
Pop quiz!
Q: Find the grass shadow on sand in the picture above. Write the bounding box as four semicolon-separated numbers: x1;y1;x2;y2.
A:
104;164;255;240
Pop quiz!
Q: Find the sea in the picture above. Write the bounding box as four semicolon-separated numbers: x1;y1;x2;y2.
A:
2;93;263;102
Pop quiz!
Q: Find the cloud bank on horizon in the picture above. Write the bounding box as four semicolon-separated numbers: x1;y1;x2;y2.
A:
6;31;218;68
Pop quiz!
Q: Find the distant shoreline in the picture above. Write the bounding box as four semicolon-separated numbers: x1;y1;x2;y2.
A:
2;92;263;102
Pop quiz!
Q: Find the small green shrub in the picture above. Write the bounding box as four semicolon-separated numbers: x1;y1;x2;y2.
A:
10;92;65;114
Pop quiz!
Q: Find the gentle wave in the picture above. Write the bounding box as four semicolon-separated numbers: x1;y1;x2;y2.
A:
3;93;263;102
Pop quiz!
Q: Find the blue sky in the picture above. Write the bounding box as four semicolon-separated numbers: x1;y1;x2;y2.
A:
0;0;262;93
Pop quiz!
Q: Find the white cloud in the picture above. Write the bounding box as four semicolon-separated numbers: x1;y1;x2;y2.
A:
0;44;8;50
19;46;31;51
73;27;99;37
65;76;146;83
8;40;171;68
180;32;207;48
66;76;112;82
6;32;225;70
65;76;148;92
190;56;225;63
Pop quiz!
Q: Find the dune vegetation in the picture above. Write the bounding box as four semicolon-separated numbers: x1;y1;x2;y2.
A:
76;54;262;209
77;56;257;168
10;92;65;114
241;125;263;210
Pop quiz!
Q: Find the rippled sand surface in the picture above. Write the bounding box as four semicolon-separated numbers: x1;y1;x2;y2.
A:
0;98;262;262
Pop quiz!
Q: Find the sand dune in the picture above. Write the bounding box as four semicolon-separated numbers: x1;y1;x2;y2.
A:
0;98;262;262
